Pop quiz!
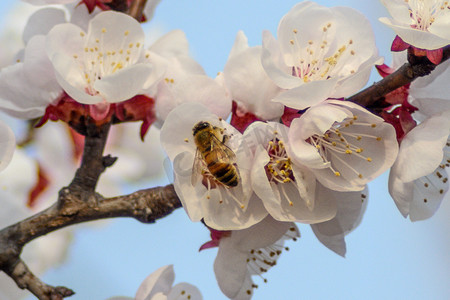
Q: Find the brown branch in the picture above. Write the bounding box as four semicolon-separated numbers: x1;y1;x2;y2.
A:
0;185;181;299
128;0;148;21
348;46;450;109
69;122;112;194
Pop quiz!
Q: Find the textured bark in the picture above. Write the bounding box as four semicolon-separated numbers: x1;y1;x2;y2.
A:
348;46;450;112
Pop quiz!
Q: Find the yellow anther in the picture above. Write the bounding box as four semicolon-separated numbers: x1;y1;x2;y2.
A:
356;136;362;141
80;32;85;37
95;38;99;43
345;149;352;154
332;142;337;146
371;124;377;128
356;148;363;153
358;174;363;179
293;29;298;33
290;40;294;45
376;137;382;141
367;157;372;162
184;138;189;143
101;28;106;33
124;30;129;36
334;171;341;177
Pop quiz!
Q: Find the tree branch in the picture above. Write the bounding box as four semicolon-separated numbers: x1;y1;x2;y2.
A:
128;0;148;21
0;185;181;299
348;47;450;109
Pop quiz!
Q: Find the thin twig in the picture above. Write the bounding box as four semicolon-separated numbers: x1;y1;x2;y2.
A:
128;0;148;21
348;47;450;108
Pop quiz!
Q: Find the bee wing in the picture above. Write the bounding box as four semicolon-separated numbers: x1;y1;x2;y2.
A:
191;148;204;186
210;134;237;164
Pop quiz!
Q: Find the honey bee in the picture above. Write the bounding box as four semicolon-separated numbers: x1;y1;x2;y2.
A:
191;121;240;187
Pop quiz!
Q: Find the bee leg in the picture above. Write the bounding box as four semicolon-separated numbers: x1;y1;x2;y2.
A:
222;134;230;144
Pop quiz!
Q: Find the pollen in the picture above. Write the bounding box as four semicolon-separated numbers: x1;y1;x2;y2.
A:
101;28;106;33
371;124;377;128
367;157;372;162
80;32;85;37
124;30;129;36
334;171;341;177
290;39;294;45
184;138;189;143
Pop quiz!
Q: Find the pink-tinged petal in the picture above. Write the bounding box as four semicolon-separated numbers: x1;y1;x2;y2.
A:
23;8;67;44
376;64;394;78
394;110;450;183
167;283;202;300
0;121;15;172
311;185;368;257
390;35;410;52
214;238;248;299
93;63;153;103
426;48;443;64
230;101;261;134
261;30;301;89
135;265;174;300
89;102;111;120
273;77;339;110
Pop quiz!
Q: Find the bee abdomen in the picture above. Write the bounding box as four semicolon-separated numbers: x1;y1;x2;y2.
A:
208;162;239;187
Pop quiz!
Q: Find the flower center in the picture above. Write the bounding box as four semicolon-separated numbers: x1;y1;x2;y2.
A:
265;137;294;184
288;24;356;82
407;0;450;31
73;28;142;95
309;115;382;178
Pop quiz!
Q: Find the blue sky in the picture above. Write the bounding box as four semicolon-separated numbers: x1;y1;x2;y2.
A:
0;1;449;299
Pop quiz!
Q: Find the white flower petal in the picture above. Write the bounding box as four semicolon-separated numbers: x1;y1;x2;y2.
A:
273;77;339;110
261;30;301;89
93;63;153;103
135;265;175;300
0;122;17;173
394;110;450;183
168;283;203;300
311;185;368;256
23;7;67;44
214;238;249;299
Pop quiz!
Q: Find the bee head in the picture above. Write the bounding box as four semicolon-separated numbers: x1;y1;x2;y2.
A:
192;121;211;136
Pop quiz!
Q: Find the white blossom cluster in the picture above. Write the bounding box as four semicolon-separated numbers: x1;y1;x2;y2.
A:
0;0;449;299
